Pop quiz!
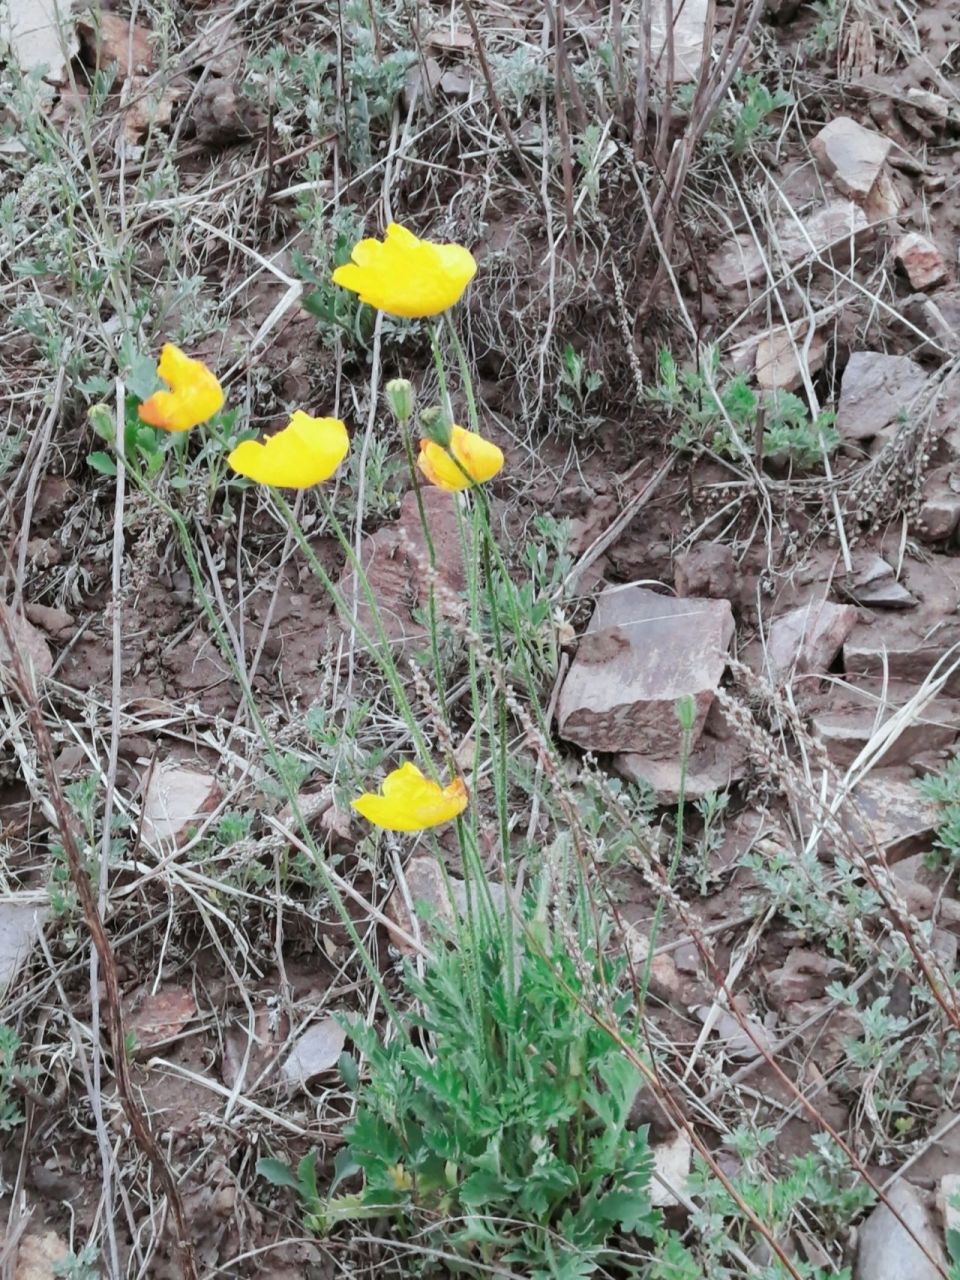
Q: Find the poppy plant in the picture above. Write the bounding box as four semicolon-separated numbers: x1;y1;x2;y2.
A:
228;412;349;488
351;762;468;832
138;343;224;433
332;223;476;319
418;425;504;491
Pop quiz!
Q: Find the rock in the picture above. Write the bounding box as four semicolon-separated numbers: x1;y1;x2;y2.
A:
694;1002;774;1061
918;465;960;541
191;12;246;79
557;585;735;754
124;986;198;1059
77;10;154;78
0;898;47;997
810;117;892;200
384;854;507;954
714;201;869;290
863;169;902;222
0;607;54;682
191;78;266;147
651;0;708;84
844;555;960;690
140;760;221;847
23;603;74;637
403;55;442;111
854;1180;946;1280
845;772;942;863
650;1131;692;1207
755;324;826;391
222;1005;290;1091
905;287;960;356
281;1018;346;1088
122;77;182;145
14;1230;70;1280
835;352;928;441
614;731;747;804
896;233;948;291
843;554;916;609
341;487;466;656
2;0;78;89
766;949;838;1010
674;541;738;598
756;599;858;684
811;680;960;766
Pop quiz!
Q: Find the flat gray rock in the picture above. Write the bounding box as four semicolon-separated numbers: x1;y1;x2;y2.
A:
810;116;891;199
836;352;928;441
854;1180;946;1280
714;201;869;289
558;585;734;754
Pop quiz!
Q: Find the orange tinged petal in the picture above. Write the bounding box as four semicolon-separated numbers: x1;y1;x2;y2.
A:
332;223;476;319
417;425;504;491
351;762;468;832
138;343;224;433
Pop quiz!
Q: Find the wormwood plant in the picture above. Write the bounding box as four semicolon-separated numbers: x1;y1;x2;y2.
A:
917;756;960;867
320;887;660;1277
649;346;838;469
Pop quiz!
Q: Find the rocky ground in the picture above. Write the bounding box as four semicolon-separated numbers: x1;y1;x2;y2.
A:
2;0;960;1276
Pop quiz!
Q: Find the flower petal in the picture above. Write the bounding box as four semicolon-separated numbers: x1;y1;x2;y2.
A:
138;343;224;433
351;763;468;832
228;413;349;488
330;223;477;319
418;425;504;491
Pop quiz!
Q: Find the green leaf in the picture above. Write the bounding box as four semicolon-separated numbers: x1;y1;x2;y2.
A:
459;1167;509;1207
87;451;117;477
256;1157;299;1190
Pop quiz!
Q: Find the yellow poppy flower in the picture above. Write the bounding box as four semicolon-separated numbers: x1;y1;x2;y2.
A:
228;412;349;488
418;425;504;491
138;343;224;433
351;762;468;832
332;223;477;319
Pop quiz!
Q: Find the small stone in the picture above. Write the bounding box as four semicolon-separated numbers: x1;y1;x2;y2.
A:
141;761;221;847
845;772;942;863
896;232;948;291
904;287;960;357
758;599;858;683
835;352;927;441
341;487;466;657
810;116;892;200
863;168;902;221
384;854;506;954
854;1180;946;1280
281;1018;346;1088
714;201;869;289
0;607;54;684
557;585;735;754
124;987;198;1058
918;465;960;541
14;1230;70;1280
614;732;746;804
674;541;737;598
77;10;154;78
23;603;74;637
402;55;442;111
844;554;916;609
651;0;708;84
0;898;47;997
811;680;960;766
650;1131;692;1207
755;325;826;391
191;78;266;147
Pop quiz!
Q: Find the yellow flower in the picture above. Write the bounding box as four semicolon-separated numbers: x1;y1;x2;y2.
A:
418;425;504;491
228;411;349;488
332;223;476;318
351;762;468;832
138;343;224;433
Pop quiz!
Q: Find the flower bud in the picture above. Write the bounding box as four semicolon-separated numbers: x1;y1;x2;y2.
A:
419;406;452;448
88;403;115;444
675;693;697;733
385;378;415;424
